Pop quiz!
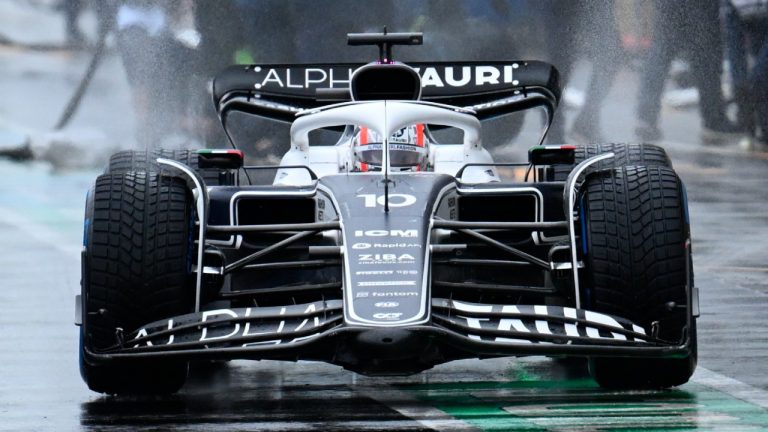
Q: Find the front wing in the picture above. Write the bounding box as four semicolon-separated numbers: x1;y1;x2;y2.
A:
84;298;693;369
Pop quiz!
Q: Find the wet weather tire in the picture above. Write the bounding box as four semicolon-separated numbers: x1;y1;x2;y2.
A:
80;171;192;394
553;143;672;181
107;149;226;185
582;165;696;389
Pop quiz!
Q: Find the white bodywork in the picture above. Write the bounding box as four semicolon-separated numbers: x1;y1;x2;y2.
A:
275;100;499;186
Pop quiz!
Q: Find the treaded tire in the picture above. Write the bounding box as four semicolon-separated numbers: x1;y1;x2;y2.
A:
107;149;225;185
553;143;672;181
80;171;192;394
582;165;696;389
589;323;697;390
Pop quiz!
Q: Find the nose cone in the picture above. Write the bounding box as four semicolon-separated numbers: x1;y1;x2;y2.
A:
319;173;454;327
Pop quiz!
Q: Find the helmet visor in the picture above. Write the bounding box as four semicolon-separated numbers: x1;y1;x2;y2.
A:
354;142;427;167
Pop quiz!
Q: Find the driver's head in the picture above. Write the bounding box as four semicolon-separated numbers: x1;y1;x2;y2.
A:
353;124;428;172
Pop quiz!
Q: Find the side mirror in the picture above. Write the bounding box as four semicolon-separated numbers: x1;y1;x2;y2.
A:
528;145;576;165
197;149;244;169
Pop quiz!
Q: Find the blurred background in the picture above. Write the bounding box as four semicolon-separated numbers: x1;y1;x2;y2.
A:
2;0;766;166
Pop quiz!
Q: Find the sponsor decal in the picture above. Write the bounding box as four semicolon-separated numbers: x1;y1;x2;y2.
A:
355;292;369;298
316;199;326;221
448;302;648;343
247;98;303;113
356;270;395;276
385;243;421;248
354;229;418;238
414;65;519;88
133;304;324;348
250;64;520;90
357;253;416;264
469;95;526;112
352;242;421;250
357;280;416;287
252;66;353;90
372;312;404;320
372;291;418;297
374;302;400;308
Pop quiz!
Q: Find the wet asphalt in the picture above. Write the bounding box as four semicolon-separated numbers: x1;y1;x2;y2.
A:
2;6;768;431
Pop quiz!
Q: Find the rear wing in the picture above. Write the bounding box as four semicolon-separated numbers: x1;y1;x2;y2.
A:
213;61;560;125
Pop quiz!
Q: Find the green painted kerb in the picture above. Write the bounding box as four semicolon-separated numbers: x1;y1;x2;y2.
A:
398;375;768;431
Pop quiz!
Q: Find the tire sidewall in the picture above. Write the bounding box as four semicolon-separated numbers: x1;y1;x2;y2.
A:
79;173;193;394
581;166;696;388
79;186;96;380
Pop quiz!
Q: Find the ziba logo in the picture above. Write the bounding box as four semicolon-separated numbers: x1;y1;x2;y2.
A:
358;253;415;262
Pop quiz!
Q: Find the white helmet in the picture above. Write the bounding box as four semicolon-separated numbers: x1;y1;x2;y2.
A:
353;124;429;172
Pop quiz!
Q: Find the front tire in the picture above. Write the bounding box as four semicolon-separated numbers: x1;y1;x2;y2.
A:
553;143;672;181
80;171;193;394
107;149;230;185
582;165;696;389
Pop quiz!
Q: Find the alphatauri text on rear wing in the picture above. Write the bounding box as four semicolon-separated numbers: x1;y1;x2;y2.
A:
213;61;560;123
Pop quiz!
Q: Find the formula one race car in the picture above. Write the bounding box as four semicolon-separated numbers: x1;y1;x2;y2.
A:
77;32;698;394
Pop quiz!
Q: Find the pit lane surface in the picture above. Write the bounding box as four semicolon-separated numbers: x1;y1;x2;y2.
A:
2;138;768;431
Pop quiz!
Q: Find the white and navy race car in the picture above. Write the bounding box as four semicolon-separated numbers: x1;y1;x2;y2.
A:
77;32;698;394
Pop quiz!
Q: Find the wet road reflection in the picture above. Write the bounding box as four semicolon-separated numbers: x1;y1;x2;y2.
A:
79;362;433;431
75;358;768;431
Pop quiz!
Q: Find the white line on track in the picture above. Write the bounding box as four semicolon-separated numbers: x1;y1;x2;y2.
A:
0;204;81;260
698;265;768;273
693;367;768;410
357;386;479;431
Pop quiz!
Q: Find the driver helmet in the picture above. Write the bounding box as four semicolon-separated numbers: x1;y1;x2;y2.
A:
353;124;429;172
